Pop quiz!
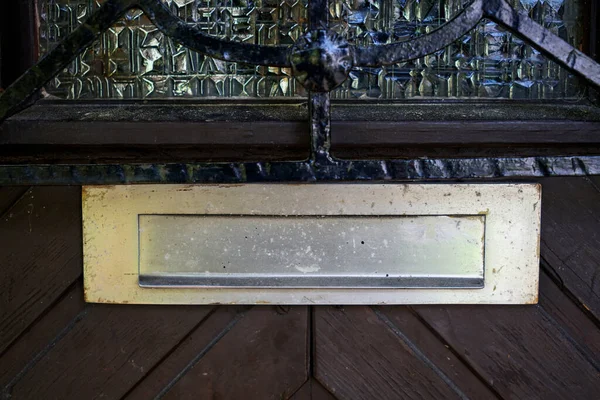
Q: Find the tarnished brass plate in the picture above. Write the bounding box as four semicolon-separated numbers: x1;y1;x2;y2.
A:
83;184;541;304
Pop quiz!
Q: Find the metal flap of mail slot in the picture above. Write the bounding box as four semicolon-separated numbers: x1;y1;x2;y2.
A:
138;214;485;289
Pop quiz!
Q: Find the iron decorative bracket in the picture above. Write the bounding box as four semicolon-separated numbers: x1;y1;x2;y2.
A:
0;0;599;184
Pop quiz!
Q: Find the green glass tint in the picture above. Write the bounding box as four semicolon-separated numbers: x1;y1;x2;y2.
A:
39;0;585;99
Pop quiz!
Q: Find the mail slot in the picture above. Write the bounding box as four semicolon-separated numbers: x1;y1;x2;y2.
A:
82;184;540;304
139;214;485;289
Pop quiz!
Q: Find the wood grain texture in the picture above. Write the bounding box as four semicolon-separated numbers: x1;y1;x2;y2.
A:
0;282;85;390
413;300;600;399
540;177;600;320
375;306;499;399
1;178;600;400
0;186;82;355
3;121;599;146
160;306;309;400
290;378;337;400
537;272;600;366
314;306;467;400
5;304;213;399
0;144;308;164
2;122;600;164
2;104;599;164
0;186;29;216
332;121;600;145
124;306;247;400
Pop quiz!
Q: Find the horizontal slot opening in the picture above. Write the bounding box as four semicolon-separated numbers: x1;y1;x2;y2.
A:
139;214;485;289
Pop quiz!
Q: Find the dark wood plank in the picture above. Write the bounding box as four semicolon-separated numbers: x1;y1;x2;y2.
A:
0;121;308;145
160;306;308;400
2;120;600;164
0;144;308;164
590;175;600;190
3;121;599;146
0;186;29;215
540;177;600;319
413;300;600;398
538;272;600;361
0;186;82;354
375;306;499;399
333;121;600;145
290;378;337;400
125;306;247;400
0;282;85;389
3;103;600;164
5;304;214;399
314;306;467;400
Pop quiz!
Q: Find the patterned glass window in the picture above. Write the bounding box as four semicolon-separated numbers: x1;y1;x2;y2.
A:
39;0;585;99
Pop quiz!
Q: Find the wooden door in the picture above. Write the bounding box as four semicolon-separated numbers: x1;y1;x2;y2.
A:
1;177;599;399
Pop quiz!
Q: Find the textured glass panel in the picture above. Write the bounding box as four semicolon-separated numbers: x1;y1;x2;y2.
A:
39;0;308;98
39;0;585;99
330;0;584;99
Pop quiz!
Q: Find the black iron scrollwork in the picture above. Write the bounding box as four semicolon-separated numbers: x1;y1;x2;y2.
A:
2;0;599;122
0;0;599;184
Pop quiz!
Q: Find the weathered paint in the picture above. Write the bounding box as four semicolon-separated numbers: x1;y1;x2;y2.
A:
82;183;541;305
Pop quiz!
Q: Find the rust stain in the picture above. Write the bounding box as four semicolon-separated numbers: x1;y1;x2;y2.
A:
82;183;539;305
82;186;111;203
94;297;130;304
215;184;245;188
85;295;130;304
81;186;90;203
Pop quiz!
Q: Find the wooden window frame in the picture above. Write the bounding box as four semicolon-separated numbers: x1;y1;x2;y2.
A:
0;0;599;184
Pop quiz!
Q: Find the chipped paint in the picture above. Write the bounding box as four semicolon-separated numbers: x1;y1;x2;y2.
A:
83;183;541;305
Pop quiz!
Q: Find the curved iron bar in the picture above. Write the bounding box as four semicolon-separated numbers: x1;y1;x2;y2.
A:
354;0;484;66
138;0;290;66
1;0;600;184
354;0;600;90
2;0;600;123
0;0;136;122
484;0;600;89
0;0;291;123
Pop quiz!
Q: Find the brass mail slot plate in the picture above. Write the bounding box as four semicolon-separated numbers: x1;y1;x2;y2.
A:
139;214;485;289
83;184;541;304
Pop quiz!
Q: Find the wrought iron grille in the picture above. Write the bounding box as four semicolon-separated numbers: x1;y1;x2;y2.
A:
36;0;584;100
0;0;599;184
